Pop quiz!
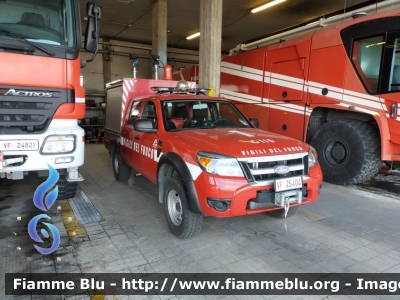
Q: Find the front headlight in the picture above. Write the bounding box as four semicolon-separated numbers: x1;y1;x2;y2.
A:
197;152;244;177
41;135;76;154
308;145;318;168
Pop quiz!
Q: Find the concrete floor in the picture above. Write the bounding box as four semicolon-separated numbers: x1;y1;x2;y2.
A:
1;144;400;300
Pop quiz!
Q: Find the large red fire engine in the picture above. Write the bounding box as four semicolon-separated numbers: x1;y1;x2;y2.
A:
219;9;400;185
103;76;322;238
0;0;101;199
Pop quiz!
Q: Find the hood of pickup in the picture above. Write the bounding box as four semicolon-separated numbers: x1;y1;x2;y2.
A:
174;128;309;157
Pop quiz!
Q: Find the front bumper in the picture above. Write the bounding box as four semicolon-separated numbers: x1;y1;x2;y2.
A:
0;119;85;174
194;164;323;217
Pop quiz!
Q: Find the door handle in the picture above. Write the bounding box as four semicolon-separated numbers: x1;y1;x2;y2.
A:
134;136;140;140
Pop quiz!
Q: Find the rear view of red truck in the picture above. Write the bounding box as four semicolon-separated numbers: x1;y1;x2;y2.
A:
0;0;101;199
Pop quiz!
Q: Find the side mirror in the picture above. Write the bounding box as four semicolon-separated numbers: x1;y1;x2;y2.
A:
134;119;157;133
84;2;101;61
249;118;259;128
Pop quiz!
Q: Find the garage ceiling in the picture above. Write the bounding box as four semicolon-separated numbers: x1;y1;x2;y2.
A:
80;0;383;53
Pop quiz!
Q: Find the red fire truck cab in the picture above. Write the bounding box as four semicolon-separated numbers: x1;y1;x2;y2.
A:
104;79;322;238
0;0;101;199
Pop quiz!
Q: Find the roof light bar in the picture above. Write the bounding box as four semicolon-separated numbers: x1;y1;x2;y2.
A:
150;87;174;92
251;0;286;13
150;85;210;95
186;32;200;40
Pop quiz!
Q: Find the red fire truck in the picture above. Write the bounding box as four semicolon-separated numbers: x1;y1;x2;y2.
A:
0;0;101;199
103;78;322;238
219;9;400;185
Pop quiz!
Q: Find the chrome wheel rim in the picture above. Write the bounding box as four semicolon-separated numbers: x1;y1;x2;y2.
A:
167;189;182;226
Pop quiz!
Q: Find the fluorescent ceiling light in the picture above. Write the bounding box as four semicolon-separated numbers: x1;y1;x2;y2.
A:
251;0;286;13
186;32;200;40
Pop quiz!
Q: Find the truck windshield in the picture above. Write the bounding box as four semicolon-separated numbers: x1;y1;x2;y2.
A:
162;100;252;131
0;0;76;47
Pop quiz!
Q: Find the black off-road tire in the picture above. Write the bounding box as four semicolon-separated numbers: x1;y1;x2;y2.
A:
267;206;299;219
112;146;131;181
164;177;203;239
310;119;381;185
57;175;78;200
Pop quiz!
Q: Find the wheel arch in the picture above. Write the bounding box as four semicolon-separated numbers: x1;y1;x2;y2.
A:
157;152;202;214
306;107;380;143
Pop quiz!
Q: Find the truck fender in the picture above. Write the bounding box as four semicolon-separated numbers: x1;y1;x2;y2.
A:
157;152;202;214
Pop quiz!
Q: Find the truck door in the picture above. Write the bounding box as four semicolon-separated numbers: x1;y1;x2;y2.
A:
120;100;142;168
131;100;160;181
307;45;346;105
265;38;311;141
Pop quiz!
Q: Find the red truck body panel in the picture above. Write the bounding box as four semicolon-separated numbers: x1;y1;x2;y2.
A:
221;10;400;161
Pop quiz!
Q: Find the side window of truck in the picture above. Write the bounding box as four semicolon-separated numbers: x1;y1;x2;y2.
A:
141;101;158;129
352;35;384;94
128;100;141;126
388;37;400;92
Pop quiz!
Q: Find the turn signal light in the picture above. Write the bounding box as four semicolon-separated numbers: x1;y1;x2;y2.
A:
198;156;212;167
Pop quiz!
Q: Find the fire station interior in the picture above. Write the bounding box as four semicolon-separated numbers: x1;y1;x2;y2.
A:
2;0;400;298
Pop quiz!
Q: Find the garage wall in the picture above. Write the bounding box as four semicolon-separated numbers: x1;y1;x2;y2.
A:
80;40;199;94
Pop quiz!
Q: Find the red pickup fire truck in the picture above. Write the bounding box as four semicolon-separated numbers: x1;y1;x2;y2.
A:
104;79;322;238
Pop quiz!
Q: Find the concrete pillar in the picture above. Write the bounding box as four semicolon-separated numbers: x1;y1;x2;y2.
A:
199;0;222;96
102;39;111;88
152;0;167;79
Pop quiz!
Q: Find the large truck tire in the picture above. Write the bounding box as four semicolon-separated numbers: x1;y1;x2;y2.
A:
112;146;131;181
310;119;381;185
57;175;78;200
164;177;203;239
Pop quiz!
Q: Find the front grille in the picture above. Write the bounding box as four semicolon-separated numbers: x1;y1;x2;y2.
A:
0;85;74;134
0;101;51;109
0;99;52;134
0;114;44;122
238;152;309;186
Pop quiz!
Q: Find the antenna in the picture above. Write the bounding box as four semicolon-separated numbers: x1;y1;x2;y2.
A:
342;0;347;21
195;65;198;88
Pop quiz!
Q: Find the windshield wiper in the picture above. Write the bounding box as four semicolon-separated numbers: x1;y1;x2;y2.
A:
0;41;35;53
0;29;55;57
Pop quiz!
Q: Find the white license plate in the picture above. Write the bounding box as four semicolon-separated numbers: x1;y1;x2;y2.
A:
0;140;39;151
275;176;303;192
